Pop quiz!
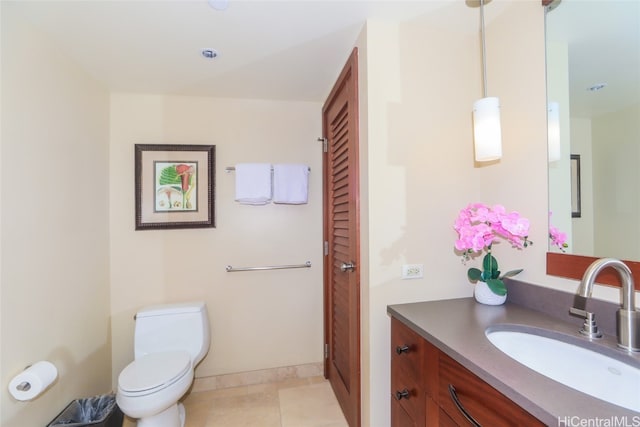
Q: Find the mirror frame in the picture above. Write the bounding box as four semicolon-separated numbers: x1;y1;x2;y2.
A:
547;253;640;291
542;0;640;291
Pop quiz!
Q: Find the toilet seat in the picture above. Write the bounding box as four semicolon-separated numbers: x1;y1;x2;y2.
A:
118;351;191;396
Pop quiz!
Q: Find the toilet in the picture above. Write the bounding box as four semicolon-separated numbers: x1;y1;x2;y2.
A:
116;302;210;427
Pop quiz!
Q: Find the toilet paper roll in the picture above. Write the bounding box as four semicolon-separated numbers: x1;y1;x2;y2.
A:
8;361;58;401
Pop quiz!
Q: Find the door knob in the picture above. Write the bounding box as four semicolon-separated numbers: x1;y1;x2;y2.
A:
340;262;356;272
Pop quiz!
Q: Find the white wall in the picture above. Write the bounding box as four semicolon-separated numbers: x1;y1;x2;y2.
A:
1;8;112;427
109;94;324;385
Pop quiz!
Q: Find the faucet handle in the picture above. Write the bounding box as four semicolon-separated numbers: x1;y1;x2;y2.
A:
569;306;588;318
569;307;603;339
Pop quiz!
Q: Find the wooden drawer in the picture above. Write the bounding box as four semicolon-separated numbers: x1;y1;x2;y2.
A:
437;351;545;427
437;407;459;427
392;396;422;427
391;318;426;423
425;395;458;427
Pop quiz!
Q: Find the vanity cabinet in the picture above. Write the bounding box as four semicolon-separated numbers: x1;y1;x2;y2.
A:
391;317;544;427
436;351;545;426
390;316;426;426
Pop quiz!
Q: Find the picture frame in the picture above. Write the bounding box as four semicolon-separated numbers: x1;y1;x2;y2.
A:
570;154;581;218
135;144;215;230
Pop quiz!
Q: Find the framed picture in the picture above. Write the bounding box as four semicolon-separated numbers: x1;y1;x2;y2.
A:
135;144;215;230
570;154;581;218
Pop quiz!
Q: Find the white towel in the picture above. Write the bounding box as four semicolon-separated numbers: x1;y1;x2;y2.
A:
273;164;309;204
234;163;272;205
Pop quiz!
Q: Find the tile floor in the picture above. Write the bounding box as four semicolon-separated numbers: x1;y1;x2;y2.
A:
122;376;349;427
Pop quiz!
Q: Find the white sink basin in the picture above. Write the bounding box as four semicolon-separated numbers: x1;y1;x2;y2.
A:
486;326;640;412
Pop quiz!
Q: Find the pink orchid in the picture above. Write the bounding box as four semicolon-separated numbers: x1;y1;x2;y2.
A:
454;203;532;255
548;212;568;252
454;203;532;296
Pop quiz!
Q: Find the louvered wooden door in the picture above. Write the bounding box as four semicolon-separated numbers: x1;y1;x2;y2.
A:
323;48;360;427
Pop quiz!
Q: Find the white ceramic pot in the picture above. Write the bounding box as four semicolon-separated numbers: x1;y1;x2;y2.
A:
474;281;507;305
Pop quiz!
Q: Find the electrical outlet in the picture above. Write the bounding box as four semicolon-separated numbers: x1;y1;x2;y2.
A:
402;264;424;279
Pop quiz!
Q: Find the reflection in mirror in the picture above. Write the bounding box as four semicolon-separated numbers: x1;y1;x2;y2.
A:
545;0;640;288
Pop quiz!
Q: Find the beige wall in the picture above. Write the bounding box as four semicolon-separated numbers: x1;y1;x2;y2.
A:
1;8;112;427
358;1;551;424
109;94;324;385
2;1;633;427
592;104;640;259
357;2;633;423
547;41;574;251
479;0;550;285
570;117;594;255
359;12;482;427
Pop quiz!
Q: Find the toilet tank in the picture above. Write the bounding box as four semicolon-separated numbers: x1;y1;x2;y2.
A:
134;302;210;366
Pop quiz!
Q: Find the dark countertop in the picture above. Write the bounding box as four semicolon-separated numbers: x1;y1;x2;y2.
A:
387;297;640;426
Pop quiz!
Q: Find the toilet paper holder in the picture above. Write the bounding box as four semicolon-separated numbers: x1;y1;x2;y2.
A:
16;382;31;391
16;364;33;391
9;360;58;401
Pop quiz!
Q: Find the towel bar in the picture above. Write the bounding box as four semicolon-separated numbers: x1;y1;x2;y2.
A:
225;261;311;272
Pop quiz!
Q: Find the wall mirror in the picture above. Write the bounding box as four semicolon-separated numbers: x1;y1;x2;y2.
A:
545;0;640;288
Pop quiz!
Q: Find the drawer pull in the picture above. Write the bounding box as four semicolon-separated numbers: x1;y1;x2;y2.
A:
394;389;410;400
395;345;410;355
448;384;482;427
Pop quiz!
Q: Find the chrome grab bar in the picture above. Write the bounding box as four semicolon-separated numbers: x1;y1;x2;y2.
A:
225;261;311;272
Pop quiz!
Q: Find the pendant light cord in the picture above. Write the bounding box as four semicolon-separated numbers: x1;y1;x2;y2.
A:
480;0;488;98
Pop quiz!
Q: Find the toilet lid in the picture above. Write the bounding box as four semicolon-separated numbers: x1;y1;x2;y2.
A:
119;351;191;394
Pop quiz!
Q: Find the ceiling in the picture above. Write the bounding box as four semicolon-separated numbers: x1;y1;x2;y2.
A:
7;0;469;103
546;0;640;118
8;0;636;115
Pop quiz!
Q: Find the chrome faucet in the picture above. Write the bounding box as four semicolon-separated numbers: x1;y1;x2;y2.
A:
570;258;640;351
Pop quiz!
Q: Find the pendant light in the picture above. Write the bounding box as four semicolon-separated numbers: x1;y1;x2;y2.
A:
472;0;502;162
547;101;561;162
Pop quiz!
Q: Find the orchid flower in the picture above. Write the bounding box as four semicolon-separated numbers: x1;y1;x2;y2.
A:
454;203;532;296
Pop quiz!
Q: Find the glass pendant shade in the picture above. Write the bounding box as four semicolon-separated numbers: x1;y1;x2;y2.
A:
473;96;502;162
547;101;561;162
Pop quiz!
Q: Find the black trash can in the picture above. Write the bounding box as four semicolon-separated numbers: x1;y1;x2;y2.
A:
47;394;123;427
